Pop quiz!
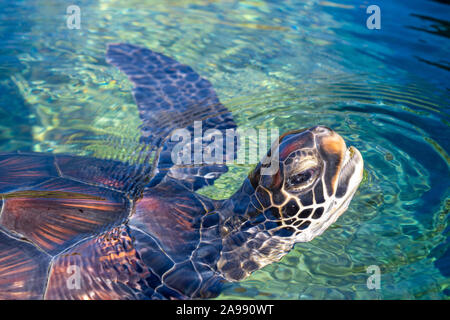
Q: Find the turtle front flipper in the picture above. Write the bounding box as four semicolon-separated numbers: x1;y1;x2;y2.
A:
107;44;237;191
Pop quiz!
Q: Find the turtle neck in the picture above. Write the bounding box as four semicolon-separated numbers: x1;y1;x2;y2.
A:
215;177;295;281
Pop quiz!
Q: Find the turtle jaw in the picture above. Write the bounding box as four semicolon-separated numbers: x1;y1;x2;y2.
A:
333;145;363;219
339;145;364;202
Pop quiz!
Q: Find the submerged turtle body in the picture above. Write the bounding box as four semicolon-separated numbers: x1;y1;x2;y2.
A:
0;44;364;299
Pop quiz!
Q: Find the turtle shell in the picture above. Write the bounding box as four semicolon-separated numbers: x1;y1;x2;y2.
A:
0;153;129;298
0;153;224;299
0;43;237;300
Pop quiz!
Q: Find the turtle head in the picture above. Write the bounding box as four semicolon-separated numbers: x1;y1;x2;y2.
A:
248;125;364;242
217;126;363;281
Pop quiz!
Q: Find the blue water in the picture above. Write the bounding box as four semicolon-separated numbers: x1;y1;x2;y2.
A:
0;0;449;299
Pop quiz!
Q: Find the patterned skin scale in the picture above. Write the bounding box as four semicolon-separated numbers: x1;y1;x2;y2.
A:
0;44;363;299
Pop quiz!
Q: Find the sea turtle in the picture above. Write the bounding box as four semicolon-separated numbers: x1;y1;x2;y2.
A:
0;44;363;300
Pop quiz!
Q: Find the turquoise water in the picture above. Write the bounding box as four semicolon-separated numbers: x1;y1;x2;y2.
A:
0;0;449;299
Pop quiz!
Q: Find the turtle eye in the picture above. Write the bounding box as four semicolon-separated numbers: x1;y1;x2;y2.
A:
287;168;318;190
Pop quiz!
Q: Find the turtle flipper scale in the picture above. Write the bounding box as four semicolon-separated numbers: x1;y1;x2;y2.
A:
106;44;237;191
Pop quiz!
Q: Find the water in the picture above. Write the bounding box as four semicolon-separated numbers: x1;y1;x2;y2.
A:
0;0;449;299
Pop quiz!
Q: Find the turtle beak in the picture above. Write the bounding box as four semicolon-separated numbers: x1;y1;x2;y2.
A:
311;126;363;199
336;145;364;200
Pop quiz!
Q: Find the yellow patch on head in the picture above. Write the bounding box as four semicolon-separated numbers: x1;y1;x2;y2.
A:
321;134;345;155
320;133;346;193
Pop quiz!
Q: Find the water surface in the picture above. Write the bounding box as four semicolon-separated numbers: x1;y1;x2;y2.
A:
0;0;449;299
